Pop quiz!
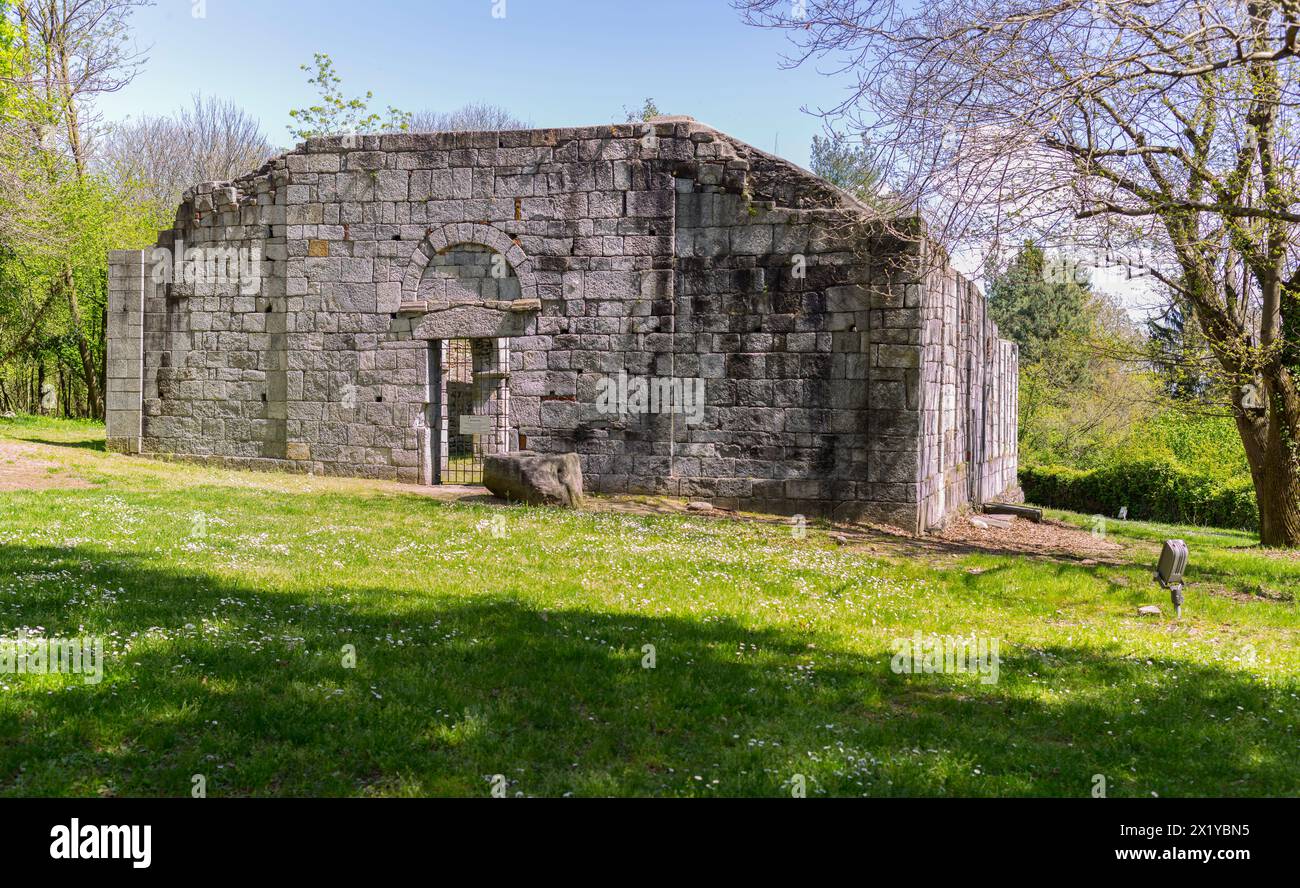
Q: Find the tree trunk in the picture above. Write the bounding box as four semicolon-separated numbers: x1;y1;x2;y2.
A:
1235;367;1300;547
61;271;102;418
0;290;59;368
1254;440;1300;546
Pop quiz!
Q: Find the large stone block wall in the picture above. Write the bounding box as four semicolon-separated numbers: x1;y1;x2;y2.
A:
671;192;929;526
107;118;1019;532
918;259;1021;530
136;176;285;463
105;250;146;453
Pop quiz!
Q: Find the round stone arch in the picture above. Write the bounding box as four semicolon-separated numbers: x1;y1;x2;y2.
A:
391;222;536;314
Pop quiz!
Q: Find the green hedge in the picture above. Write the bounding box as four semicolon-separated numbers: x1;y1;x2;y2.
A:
1020;457;1259;532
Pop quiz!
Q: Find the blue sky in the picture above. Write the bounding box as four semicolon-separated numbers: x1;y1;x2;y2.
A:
95;1;1160;313
96;0;855;168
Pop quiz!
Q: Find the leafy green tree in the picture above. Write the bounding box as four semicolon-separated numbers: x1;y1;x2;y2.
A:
1146;299;1218;403
986;242;1156;466
809;132;883;201
288;53;410;140
623;98;662;123
0;0;159;417
987;243;1094;377
0;2;16;115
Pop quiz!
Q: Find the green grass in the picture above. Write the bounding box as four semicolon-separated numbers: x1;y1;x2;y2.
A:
442;453;482;484
0;412;106;445
1;415;1297;797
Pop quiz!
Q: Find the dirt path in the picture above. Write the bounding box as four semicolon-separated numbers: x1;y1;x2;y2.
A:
0;438;91;492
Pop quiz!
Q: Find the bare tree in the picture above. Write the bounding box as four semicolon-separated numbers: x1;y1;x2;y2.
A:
736;0;1300;546
95;112;188;209
405;103;528;133
12;0;150;173
99;94;276;210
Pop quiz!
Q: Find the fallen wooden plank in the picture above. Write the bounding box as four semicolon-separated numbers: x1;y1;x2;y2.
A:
983;503;1042;523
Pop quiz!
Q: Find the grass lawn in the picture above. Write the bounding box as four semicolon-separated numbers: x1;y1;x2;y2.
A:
0;415;1297;797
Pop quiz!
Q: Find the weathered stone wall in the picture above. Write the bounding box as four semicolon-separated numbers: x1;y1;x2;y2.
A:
105;250;146;453
917;260;1021;530
120;174;285;463
671;191;933;527
104;118;1019;532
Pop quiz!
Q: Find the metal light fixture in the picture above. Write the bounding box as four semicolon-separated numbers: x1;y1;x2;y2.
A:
1156;539;1188;617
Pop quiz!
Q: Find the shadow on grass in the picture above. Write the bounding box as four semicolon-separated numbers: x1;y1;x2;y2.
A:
19;437;106;452
824;525;1130;568
0;543;1295;798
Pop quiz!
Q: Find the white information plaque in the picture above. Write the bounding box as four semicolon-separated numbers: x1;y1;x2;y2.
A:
459;415;494;435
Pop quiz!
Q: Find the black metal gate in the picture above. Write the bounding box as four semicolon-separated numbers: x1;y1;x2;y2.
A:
435;338;509;484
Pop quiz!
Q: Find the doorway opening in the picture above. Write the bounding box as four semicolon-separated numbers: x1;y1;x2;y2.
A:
432;338;511;484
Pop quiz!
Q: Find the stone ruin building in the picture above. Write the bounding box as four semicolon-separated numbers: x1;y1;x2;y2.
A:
105;117;1019;533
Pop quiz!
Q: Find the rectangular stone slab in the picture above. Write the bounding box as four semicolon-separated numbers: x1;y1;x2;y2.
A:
413;305;530;340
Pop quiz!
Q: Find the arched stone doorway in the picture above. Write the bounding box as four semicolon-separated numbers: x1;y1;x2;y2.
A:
404;238;536;485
